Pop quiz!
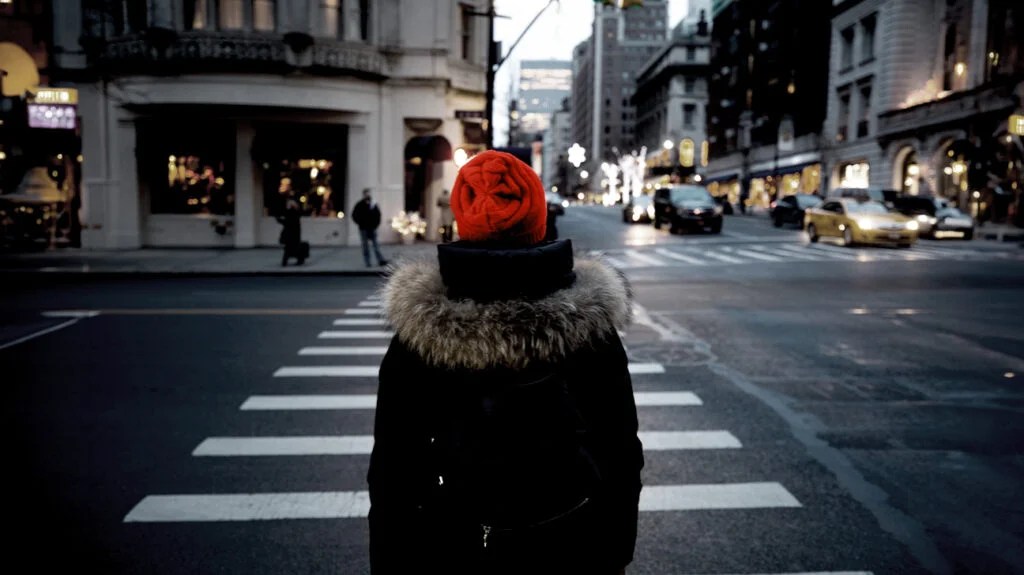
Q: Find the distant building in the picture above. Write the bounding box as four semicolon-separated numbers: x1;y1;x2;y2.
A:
543;98;573;192
703;0;831;210
508;60;571;148
571;0;669;186
633;9;711;184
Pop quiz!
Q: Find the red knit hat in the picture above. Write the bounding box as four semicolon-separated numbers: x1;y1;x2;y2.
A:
451;150;547;244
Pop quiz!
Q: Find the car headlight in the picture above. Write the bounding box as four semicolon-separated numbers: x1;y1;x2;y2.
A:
906;220;919;231
713;205;723;215
916;214;936;224
632;206;644;217
692;209;703;215
646;205;655;218
561;200;569;208
854;218;878;230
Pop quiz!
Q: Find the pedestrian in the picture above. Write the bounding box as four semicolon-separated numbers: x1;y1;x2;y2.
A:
368;150;643;575
545;199;559;241
437;188;454;243
276;196;305;266
352;188;389;267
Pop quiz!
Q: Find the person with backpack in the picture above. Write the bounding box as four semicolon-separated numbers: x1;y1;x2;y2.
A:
368;150;643;575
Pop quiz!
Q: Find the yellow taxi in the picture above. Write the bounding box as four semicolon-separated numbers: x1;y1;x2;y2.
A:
804;198;919;247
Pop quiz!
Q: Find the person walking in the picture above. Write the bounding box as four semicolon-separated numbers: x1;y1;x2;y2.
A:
368;150;643;575
352;188;388;267
276;197;305;266
437;188;454;243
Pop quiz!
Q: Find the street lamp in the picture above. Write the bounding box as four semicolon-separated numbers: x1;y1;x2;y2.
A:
663;139;674;150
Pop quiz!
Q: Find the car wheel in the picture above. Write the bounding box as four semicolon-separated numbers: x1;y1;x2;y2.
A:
623;212;629;223
653;215;661;229
807;223;819;243
843;227;854;247
963;229;974;240
710;220;722;234
772;214;783;227
898;243;912;249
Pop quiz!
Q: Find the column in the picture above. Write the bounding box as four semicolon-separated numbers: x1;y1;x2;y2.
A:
234;122;258;247
348;123;370;245
150;0;175;29
108;108;142;248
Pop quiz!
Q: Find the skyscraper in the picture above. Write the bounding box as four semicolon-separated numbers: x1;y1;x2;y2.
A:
508;60;572;148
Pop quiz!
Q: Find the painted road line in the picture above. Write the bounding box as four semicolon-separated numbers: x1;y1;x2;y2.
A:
653;248;707;265
240;391;701;411
357;301;382;307
240;395;378;410
276;364;656;376
701;250;745;264
125;481;798;522
637;431;742;450
805;244;860;260
767;245;825;260
193;436;374;456
0;318;82;351
124;492;371;522
194;431;740;457
729;248;783;262
602;255;631;269
332;318;388;326
41;310;101;318
274;366;378;377
623;249;668;267
628;362;665;375
638;482;801;511
634;391;703;406
298;347;388;356
343;308;382;315
318;330;394;339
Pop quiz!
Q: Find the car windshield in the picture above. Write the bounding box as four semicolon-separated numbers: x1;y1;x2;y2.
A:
795;195;822;207
938;207;965;217
845;201;890;214
670;186;711;203
632;195;652;206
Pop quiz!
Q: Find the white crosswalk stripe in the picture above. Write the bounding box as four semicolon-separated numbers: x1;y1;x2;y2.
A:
318;330;393;339
274;366;378;377
623;249;669;267
332;318;388;326
653;248;707;265
343;308;382;315
298;346;387;356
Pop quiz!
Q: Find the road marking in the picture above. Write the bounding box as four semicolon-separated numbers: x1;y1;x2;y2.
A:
193;431;741;456
333;318;388;326
193;436;374;456
124;492;371;522
0;318;82;351
94;308;354;316
634;391;703;406
638;482;801;511
40;310;101;318
241;395;377;410
602;255;631;268
623;249;668;267
298;347;388;356
701;250;745;264
755;245;822;261
356;301;381;307
805;244;860;260
240;391;701;411
318;331;394;339
343;308;382;315
696;572;873;575
653;248;707;265
124;481;799;522
638;430;742;450
629;362;665;374
728;248;783;262
274;366;378;377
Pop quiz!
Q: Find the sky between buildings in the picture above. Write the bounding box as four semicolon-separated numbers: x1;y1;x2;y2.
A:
493;0;692;146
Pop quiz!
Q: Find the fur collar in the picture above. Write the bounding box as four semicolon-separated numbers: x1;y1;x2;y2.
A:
382;255;631;370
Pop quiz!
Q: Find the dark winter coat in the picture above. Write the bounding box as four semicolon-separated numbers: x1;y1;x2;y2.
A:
276;206;301;246
368;239;643;575
352;198;383;231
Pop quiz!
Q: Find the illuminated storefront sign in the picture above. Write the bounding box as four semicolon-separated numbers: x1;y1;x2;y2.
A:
30;87;78;105
28;104;76;129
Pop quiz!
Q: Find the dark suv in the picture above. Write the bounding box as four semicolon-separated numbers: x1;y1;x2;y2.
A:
653;185;723;234
891;195;975;239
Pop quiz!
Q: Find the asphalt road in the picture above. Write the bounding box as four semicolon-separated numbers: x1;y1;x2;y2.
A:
3;207;1023;574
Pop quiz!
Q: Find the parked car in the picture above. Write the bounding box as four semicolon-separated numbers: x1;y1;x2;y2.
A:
653;185;723;234
623;194;654;223
770;194;823;227
804;198;918;247
891;195;974;239
827;187;899;206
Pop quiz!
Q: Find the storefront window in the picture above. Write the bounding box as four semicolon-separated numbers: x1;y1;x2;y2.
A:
253;0;276;31
801;164;821;194
839;162;870;188
901;151;920;195
262;158;339;218
138;120;234;216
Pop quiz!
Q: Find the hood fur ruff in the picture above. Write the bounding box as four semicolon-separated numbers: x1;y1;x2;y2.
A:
382;256;632;370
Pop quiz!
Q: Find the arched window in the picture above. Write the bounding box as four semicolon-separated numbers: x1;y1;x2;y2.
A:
901;150;919;195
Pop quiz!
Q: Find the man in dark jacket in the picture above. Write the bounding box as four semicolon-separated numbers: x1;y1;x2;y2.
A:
352;188;388;267
368;151;643;575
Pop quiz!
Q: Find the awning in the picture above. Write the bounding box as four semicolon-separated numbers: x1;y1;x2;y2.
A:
749;162;818;179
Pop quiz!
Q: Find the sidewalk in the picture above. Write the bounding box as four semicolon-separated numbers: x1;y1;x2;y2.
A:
0;243;438;277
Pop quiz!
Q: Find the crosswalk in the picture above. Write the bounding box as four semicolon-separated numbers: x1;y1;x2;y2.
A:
590;242;1021;270
121;295;873;574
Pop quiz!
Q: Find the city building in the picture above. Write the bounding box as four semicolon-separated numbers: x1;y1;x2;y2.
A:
703;0;832;210
543;97;572;193
827;0;1023;226
508;59;571;148
571;0;669;191
43;0;488;249
632;5;711;185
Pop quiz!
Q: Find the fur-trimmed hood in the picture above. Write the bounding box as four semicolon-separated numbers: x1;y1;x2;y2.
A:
382;255;631;370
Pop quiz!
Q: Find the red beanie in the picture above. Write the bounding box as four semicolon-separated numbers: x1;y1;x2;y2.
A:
451;150;547;244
